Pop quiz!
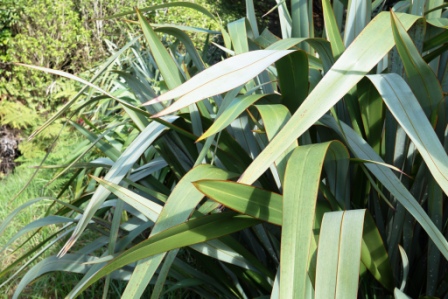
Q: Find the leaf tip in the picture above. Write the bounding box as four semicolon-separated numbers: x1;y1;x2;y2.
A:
142;98;158;106
57;236;77;258
195;135;205;143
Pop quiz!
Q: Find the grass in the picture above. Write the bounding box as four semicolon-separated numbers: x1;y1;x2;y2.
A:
0;130;92;298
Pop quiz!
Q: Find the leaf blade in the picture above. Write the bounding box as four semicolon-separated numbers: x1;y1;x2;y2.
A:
144;50;293;117
238;12;420;185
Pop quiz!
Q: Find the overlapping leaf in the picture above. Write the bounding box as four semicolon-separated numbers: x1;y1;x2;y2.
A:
239;12;420;185
144;50;293;117
315;210;366;299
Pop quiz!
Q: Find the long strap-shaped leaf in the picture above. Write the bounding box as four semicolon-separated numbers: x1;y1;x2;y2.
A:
58;117;177;257
343;0;371;47
320;115;448;259
255;104;297;184
194;180;283;225
291;0;313;51
0;197;53;238
25;36;140;140
67;212;259;297
367;73;448;195
1;216;74;252
92;176;163;222
281;142;349;298
144;50;293;117
120;165;234;298
275;51;309;113
137;9;183;90
94;176;266;273
390;11;443;116
266;38;334;72
69;120;121;161
197;94;278;142
238;12;420;183
315;210;366;299
322;0;345;59
194;179;393;289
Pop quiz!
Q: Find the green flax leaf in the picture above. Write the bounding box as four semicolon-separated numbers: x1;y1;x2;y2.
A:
68;213;259;296
238;13;420;185
281;142;349;298
315;210;366;299
144;50;294;117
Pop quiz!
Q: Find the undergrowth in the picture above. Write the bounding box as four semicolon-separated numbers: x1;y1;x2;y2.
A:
0;129;91;298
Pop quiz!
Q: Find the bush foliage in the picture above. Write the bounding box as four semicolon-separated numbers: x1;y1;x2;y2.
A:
0;0;225;161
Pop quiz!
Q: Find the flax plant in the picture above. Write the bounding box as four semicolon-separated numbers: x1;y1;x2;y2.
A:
1;0;447;298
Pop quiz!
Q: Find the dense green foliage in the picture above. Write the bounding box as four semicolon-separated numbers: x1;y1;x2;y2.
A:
1;0;448;298
0;0;16;61
0;0;225;161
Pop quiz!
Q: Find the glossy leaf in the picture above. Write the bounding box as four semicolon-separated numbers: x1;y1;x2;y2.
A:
322;0;345;59
254;104;296;183
281;142;349;298
275;50;309;113
68;212;260;296
390;11;443;116
144;50;294;117
194;180;282;225
315;210;366;299
238;12;420;185
320;115;448;259
197;94;278;142
137;9;183;90
92;176;162;222
367;74;448;196
121;165;235;298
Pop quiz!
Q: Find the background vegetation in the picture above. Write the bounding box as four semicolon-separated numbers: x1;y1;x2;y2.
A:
0;0;234;161
0;0;447;298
